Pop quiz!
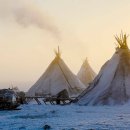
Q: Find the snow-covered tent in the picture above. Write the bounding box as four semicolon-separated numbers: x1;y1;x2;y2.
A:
77;33;130;105
77;58;96;87
27;48;85;97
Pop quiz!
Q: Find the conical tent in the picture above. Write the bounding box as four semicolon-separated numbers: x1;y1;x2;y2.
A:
27;48;85;97
77;33;130;105
77;58;96;87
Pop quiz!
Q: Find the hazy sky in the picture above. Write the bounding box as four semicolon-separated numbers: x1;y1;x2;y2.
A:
0;0;130;91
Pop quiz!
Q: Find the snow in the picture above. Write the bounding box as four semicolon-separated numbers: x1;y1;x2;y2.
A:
1;103;130;129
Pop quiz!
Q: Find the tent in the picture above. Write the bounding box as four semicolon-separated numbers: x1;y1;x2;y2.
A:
27;48;85;97
77;58;96;87
77;33;130;105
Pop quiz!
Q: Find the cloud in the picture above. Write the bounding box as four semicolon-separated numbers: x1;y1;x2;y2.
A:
0;0;60;39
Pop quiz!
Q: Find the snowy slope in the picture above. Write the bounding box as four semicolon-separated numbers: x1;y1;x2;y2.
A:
1;103;130;130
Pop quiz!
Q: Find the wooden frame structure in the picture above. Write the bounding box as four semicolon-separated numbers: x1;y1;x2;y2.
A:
25;96;76;105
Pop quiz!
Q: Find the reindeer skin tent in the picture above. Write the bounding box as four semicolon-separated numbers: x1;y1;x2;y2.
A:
77;59;96;87
27;48;85;97
77;33;130;105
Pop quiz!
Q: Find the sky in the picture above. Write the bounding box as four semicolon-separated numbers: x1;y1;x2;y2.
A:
0;0;130;91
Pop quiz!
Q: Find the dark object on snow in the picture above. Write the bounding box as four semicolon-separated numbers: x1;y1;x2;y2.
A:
0;89;20;110
43;124;51;130
57;89;69;98
17;91;26;104
56;89;69;104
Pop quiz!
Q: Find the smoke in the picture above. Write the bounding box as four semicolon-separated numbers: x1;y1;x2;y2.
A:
0;0;60;38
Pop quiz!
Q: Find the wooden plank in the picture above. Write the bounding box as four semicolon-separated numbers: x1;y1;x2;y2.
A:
25;96;76;105
34;98;41;105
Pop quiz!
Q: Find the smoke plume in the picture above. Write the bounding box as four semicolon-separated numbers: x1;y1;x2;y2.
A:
0;0;60;38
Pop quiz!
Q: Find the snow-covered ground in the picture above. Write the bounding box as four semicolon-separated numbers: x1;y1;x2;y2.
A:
1;103;130;130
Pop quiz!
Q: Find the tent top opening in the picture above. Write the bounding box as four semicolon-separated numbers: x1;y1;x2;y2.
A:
115;32;129;50
54;46;61;59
